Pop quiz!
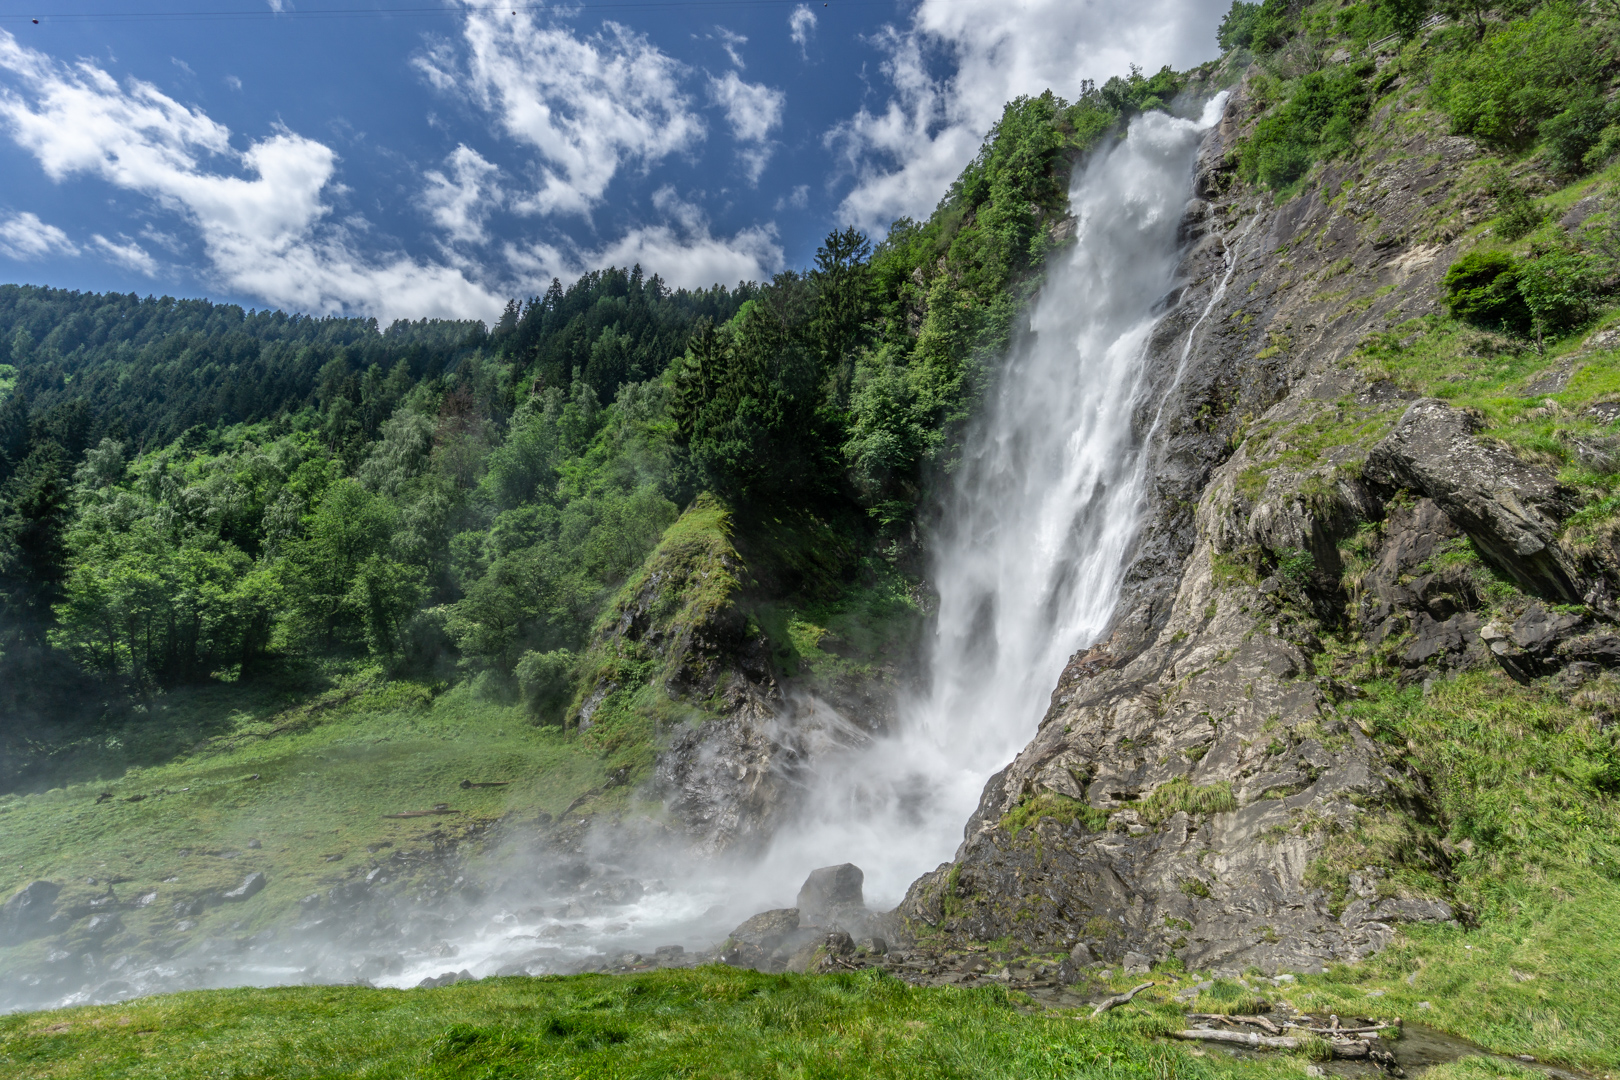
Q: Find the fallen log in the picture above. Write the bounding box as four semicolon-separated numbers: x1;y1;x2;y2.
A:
1170;1030;1302;1050
1170;1031;1374;1060
1187;1014;1283;1034
460;780;511;789
1091;981;1156;1018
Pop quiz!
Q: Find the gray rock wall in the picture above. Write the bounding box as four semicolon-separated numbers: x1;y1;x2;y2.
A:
895;78;1607;974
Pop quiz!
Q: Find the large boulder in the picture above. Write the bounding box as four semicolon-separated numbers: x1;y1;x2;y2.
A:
1365;399;1583;602
796;864;865;928
719;907;801;967
0;881;61;946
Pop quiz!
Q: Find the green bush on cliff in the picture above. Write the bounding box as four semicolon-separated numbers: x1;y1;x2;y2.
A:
1442;250;1533;332
1429;4;1614;156
1442;247;1610;341
1217;0;1298;54
1237;64;1374;190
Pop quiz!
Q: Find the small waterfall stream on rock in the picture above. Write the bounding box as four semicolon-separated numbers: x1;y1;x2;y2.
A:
747;94;1235;911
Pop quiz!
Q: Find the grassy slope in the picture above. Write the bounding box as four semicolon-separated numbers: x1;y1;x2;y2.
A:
0;966;1342;1080
0;678;618;973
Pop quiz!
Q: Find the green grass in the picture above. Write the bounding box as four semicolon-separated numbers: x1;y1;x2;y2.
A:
0;966;1314;1080
1137;779;1236;826
0;678;620;977
999;791;1108;841
1271;672;1620;1072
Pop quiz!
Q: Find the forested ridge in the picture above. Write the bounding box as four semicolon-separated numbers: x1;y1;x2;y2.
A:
0;75;1192;790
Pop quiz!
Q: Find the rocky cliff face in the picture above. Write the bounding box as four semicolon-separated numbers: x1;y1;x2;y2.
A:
897;77;1620;974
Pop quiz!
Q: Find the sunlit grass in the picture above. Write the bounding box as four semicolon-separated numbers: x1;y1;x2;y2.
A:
0;967;1313;1080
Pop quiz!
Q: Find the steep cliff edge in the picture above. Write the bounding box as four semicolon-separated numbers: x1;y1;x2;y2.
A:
900;61;1620;979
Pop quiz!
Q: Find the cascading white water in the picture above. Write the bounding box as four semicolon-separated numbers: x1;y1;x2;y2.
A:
748;95;1234;909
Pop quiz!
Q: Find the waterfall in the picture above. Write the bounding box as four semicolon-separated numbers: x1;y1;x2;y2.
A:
752;94;1233;907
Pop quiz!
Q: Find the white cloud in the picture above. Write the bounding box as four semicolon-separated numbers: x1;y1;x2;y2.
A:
716;27;747;69
91;233;158;275
776;184;809;211
267;1;288;13
0;29;503;320
0;210;77;260
417;4;705;218
709;70;784;184
505;187;781;290
421;143;502;244
225;75;242;91
828;0;1223;232
789;5;817;57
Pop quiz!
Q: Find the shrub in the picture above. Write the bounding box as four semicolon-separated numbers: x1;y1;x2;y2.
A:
515;648;575;724
1239;64;1373;190
1517;248;1608;341
1430;5;1612;153
1542;92;1617;176
1218;0;1261;50
1483;165;1545;241
1442;250;1532;333
1586;124;1620;173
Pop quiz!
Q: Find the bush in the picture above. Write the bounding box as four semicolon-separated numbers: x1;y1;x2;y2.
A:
1430;5;1612;153
1543;92;1618;176
1586;124;1620;173
515;648;575;724
1442;250;1532;333
1239;64;1373;189
1517;248;1608;340
1483;165;1545;241
1217;0;1261;50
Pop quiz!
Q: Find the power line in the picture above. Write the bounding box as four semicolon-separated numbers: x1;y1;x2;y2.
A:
2;1;853;23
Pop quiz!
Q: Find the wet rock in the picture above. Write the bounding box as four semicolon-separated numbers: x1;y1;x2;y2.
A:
1365;399;1581;602
354;955;404;981
83;913;122;938
796;864;865;927
1068;941;1095;966
857;936;888;955
653;944;685;962
416;969;473;988
221;873;266;902
722;907;800;966
171;896;209;918
0;881;61;946
1122;950;1152;975
326;882;371;910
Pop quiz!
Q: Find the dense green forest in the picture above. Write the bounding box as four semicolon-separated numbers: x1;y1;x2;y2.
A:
0;74;1193;788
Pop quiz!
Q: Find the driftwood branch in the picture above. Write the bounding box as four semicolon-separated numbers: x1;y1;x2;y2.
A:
1187;1013;1283;1034
1091;982;1156;1017
1171;1030;1304;1050
1170;1031;1375;1059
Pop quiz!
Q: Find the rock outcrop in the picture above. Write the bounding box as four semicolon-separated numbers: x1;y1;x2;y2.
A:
571;495;801;854
1365;399;1583;604
895;77;1620;975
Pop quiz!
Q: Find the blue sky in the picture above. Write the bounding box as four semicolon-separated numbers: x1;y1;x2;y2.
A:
0;1;1224;322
